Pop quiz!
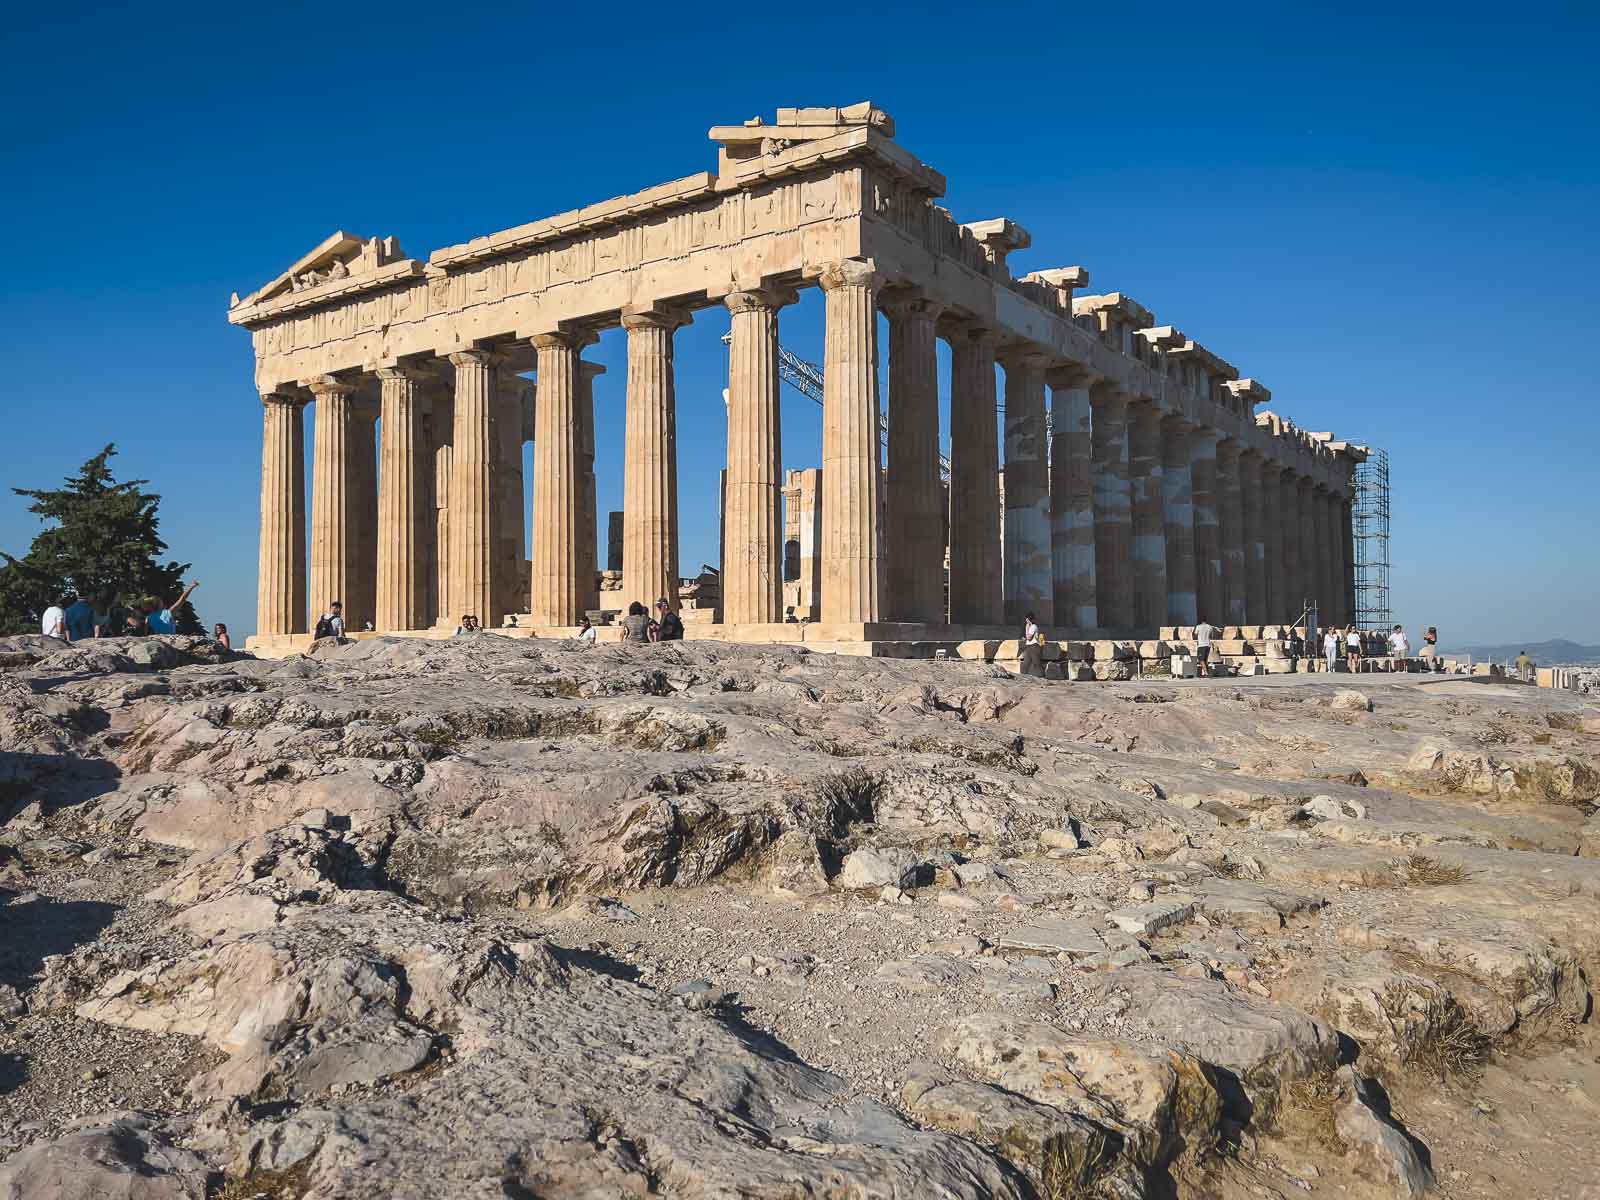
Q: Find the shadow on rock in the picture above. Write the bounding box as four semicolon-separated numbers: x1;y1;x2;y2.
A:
0;897;118;994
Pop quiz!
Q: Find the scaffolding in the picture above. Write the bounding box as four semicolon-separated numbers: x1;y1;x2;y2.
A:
1353;445;1391;630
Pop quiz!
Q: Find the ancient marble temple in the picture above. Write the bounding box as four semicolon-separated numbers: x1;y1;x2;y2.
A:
233;103;1363;651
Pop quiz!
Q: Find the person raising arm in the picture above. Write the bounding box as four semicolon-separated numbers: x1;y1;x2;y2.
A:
146;580;199;635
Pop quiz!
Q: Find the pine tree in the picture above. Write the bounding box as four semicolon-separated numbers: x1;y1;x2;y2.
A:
0;445;201;635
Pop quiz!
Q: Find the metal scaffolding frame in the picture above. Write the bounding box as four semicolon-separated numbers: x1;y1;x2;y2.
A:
1353;445;1391;630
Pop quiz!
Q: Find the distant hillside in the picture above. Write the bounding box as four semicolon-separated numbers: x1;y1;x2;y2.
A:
1439;638;1600;664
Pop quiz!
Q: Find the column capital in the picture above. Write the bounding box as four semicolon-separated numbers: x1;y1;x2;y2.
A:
579;360;607;381
447;347;503;368
995;344;1053;370
1214;437;1243;463
1089;381;1129;411
1046;363;1095;390
529;331;581;353
375;364;431;385
815;258;882;292
725;286;798;315
621;304;694;333
305;374;357;398
1160;410;1194;434
879;289;943;323
261;390;306;408
940;316;998;349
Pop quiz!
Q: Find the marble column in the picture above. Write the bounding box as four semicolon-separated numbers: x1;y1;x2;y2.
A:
349;397;379;630
376;366;430;632
446;349;500;626
1091;389;1133;630
1128;402;1167;631
883;293;945;623
577;362;604;616
495;375;529;618
1189;427;1222;625
1298;477;1318;619
1342;497;1357;625
309;377;359;628
1259;461;1285;621
622;309;686;610
818;260;884;623
724;288;791;625
1319;489;1340;626
1160;416;1196;627
1000;348;1052;627
1240;451;1267;624
431;390;454;627
1280;471;1303;617
257;393;306;635
948;322;1002;625
1216;440;1246;626
1048;369;1096;630
530;332;583;625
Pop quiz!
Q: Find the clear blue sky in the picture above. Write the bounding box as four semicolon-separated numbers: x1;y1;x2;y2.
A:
3;2;1595;644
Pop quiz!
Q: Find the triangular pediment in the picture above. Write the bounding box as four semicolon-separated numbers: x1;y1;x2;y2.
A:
234;231;408;309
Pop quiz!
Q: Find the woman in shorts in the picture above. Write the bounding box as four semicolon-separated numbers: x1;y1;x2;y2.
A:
1345;624;1361;674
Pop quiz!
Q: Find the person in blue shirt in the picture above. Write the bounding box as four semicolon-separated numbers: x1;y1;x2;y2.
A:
63;593;95;641
145;580;199;635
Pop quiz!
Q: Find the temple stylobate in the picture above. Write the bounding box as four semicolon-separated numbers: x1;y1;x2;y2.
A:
234;103;1363;652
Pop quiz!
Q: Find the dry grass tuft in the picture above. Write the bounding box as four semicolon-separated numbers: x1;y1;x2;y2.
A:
1280;1070;1348;1152
1039;1128;1117;1199
1357;867;1402;889
1399;1000;1491;1082
1404;854;1472;886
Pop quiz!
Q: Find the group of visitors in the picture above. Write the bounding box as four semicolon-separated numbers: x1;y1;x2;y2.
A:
40;581;212;644
610;598;685;644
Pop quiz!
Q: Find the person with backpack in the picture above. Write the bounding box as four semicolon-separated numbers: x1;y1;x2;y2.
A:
654;598;684;641
313;600;346;641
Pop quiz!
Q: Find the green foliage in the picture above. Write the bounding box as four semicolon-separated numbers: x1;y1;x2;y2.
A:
0;445;200;635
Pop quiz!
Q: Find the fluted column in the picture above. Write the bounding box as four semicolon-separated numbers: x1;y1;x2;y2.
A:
495;375;529;618
883;292;945;623
818;260;884;622
724;288;792;624
1048;369;1096;630
1260;461;1285;620
1217;440;1246;626
1240;450;1267;623
431;390;454;626
309;377;358;628
1000;348;1052;626
376;367;430;632
447;349;500;626
1189;428;1221;625
1129;402;1167;631
1318;488;1339;625
349;397;379;630
531;332;583;625
1341;496;1357;625
622;309;687;610
1298;476;1318;618
948;322;1002;625
1091;388;1134;630
1160;416;1196;626
1280;471;1303;616
257;393;307;635
577;361;604;616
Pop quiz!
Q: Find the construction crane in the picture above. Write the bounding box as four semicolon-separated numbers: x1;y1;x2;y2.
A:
722;332;951;477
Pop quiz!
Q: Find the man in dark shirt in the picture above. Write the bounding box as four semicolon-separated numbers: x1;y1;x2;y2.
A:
655;598;685;641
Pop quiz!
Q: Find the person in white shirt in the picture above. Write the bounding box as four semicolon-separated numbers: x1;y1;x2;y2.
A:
576;616;598;644
1323;628;1340;673
40;597;70;641
1389;625;1409;658
1193;619;1215;677
1345;625;1361;673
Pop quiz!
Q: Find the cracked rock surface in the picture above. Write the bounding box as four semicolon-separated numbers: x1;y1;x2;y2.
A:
2;633;1598;1198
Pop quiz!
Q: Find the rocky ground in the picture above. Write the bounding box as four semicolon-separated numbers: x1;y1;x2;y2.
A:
1;631;1598;1199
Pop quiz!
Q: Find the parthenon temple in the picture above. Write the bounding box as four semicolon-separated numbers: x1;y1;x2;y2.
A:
234;103;1364;653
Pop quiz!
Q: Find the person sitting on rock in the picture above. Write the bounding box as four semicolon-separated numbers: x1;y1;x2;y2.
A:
453;614;482;636
654;598;684;642
145;579;199;635
576;616;598;644
621;602;652;644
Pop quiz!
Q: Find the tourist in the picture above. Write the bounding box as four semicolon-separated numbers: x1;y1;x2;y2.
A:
1323;627;1340;673
64;592;95;642
92;594;116;638
314;600;346;641
146;580;200;635
1423;626;1438;653
620;601;652;644
1515;649;1533;682
123;609;147;636
213;623;232;650
40;595;70;641
1020;625;1046;677
1345;624;1361;674
654;598;684;641
453;614;481;636
576;616;598;644
1193;618;1215;677
1389;624;1409;659
1022;612;1040;643
784;607;799;624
